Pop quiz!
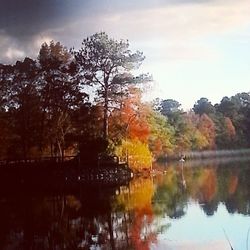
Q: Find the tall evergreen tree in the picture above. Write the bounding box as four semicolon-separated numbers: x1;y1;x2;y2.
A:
73;32;150;140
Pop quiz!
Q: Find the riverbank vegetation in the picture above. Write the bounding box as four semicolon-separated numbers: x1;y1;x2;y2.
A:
1;32;250;171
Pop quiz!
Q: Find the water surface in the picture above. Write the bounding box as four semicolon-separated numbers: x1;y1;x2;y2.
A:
0;158;250;249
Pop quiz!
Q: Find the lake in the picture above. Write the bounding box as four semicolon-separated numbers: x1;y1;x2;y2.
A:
0;157;249;249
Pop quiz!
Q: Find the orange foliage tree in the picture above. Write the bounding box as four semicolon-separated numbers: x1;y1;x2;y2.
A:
224;117;236;139
110;87;153;170
110;87;150;143
185;112;209;150
197;114;216;149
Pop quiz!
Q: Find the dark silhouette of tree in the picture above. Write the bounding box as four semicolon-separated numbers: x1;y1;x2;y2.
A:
0;58;43;159
37;41;88;158
193;97;215;116
0;64;14;109
159;99;181;116
156;99;183;126
216;96;239;119
0;109;11;159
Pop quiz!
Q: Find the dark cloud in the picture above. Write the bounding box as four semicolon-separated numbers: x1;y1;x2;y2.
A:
0;0;80;39
0;0;93;62
0;0;213;39
0;0;215;63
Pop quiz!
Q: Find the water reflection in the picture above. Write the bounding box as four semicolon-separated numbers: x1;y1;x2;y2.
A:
153;159;250;217
0;158;250;249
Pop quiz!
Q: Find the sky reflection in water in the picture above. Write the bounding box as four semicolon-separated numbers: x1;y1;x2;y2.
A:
151;158;250;250
154;203;250;249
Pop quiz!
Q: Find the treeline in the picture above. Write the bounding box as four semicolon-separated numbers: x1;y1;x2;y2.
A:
0;32;250;170
152;94;250;160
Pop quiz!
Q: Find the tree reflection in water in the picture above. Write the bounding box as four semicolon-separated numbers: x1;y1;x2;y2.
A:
0;159;249;249
0;178;158;250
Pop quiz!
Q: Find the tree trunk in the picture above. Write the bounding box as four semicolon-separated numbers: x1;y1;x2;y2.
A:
108;213;115;250
57;139;63;161
103;85;109;140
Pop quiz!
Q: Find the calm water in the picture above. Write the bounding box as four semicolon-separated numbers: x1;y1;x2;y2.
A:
0;158;250;250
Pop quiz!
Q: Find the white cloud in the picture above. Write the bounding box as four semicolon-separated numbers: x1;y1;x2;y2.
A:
5;47;25;60
43;0;249;62
33;35;54;50
135;41;220;62
96;0;250;40
3;0;250;63
0;32;55;63
0;33;25;62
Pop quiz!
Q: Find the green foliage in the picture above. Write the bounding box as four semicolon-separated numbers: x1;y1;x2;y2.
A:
152;168;188;218
147;110;175;157
155;98;183;126
159;99;181;116
184;114;209;150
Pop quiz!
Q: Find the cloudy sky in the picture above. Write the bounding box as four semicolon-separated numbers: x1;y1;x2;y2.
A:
1;0;250;109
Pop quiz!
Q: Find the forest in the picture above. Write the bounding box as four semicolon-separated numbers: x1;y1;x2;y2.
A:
1;32;250;171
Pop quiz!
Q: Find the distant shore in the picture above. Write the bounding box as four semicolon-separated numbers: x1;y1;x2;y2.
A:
158;148;250;162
